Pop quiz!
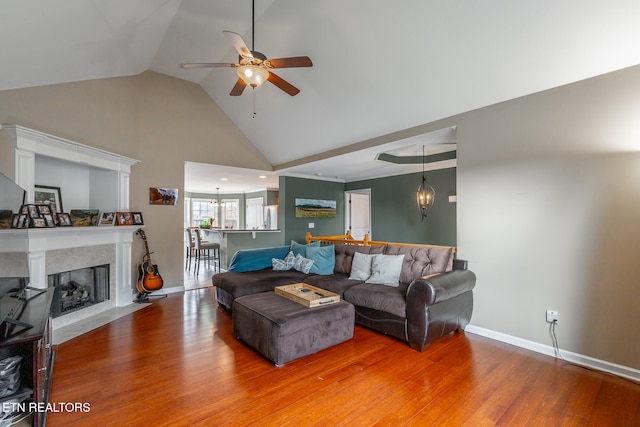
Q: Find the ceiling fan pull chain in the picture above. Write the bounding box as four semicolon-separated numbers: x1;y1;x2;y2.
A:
252;88;257;118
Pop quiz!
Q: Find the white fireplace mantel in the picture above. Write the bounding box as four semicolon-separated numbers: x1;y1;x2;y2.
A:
0;125;141;327
0;226;139;308
1;124;139;210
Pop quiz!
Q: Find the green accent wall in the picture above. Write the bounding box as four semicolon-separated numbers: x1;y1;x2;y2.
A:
345;168;456;246
279;176;345;244
278;169;456;247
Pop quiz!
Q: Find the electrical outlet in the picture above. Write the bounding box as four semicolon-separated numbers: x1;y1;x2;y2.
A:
546;309;558;323
308;223;315;229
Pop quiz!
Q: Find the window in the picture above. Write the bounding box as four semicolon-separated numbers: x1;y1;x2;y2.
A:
222;199;239;229
191;198;217;227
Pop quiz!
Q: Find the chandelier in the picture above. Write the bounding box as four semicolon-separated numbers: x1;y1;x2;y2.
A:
416;146;435;221
213;187;225;207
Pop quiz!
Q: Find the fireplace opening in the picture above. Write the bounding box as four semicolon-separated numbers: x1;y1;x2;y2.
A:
48;264;110;318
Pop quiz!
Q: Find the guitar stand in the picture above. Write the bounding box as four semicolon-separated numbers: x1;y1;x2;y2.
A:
134;292;168;304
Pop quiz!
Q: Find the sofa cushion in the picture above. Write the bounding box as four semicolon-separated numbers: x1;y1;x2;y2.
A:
365;254;405;287
306;245;335;275
293;254;314;274
290;240;320;257
212;268;308;298
272;251;296;271
343;282;409;318
384;245;453;284
228;245;290;273
348;252;375;281
303;273;363;297
333;243;386;275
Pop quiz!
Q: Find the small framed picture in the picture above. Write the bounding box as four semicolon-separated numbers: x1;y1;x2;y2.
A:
30;217;47;228
132;212;144;225
11;214;20;228
16;214;28;229
42;214;56;227
57;213;72;226
116;212;134;226
27;204;40;219
37;204;51;216
69;210;100;226
98;211;116;226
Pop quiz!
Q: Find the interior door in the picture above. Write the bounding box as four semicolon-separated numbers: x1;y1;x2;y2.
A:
345;190;371;240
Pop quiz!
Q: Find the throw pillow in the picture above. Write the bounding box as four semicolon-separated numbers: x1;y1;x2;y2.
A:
293;254;314;274
306;245;335;275
272;251;296;271
365;254;405;287
348;252;375;281
290;240;320;257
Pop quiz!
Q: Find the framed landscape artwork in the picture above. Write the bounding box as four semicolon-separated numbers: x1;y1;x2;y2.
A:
294;198;337;218
69;210;100;226
149;187;178;206
0;210;12;229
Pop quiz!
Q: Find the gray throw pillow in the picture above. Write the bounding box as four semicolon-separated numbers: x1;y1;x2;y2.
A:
348;252;374;281
293;254;314;274
272;251;296;271
365;254;405;287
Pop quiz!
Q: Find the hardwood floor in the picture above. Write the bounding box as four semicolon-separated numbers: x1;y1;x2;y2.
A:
48;287;640;426
183;257;217;290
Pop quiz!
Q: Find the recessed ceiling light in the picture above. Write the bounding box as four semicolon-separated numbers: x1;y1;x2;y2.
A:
221;178;228;181
259;175;267;179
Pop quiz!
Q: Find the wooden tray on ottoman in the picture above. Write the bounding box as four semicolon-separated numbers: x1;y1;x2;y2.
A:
275;283;340;307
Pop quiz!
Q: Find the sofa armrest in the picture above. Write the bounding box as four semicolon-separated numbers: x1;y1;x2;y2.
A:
227;245;290;272
405;269;476;351
453;258;468;270
408;269;476;306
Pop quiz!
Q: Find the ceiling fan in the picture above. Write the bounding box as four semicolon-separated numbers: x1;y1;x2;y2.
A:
180;0;312;97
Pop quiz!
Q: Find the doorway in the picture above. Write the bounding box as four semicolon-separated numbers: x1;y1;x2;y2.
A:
345;189;371;240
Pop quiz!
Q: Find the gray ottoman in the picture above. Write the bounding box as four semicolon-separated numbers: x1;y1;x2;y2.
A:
233;291;355;366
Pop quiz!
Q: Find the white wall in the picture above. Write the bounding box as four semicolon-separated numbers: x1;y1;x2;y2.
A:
457;65;640;370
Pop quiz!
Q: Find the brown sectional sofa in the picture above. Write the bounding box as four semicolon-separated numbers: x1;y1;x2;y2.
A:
212;241;476;351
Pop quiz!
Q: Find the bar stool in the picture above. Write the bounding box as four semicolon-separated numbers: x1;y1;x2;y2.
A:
185;228;196;271
192;228;220;274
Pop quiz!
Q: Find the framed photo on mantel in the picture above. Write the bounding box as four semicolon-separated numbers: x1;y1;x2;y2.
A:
33;185;63;212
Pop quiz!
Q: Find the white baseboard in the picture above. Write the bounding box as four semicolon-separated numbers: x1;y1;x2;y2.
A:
465;324;640;382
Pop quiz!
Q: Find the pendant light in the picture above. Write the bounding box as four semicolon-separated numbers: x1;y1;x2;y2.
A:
213;187;225;207
416;146;435;221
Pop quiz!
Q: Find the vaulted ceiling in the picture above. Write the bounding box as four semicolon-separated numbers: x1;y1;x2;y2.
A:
3;1;640;185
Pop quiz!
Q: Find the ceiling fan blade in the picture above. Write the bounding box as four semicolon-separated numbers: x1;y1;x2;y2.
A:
180;62;236;69
267;71;300;96
223;30;253;59
267;56;313;68
230;78;247;96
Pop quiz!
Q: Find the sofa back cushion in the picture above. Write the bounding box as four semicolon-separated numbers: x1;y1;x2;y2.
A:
307;245;335;275
228;245;291;272
333;243;385;275
383;244;453;284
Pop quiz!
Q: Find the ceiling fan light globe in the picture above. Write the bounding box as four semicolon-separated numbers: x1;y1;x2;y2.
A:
237;65;269;88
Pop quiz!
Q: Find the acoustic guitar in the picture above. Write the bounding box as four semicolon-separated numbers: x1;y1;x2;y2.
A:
136;229;164;295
